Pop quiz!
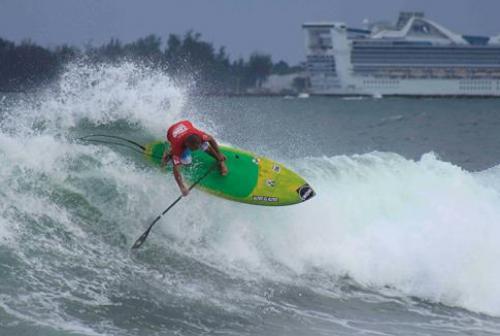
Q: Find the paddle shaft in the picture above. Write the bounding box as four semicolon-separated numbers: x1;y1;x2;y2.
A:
131;165;217;249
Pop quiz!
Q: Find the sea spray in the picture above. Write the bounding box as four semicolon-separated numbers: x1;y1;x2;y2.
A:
0;61;186;136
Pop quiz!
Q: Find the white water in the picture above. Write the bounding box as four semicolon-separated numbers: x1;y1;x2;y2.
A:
1;63;500;335
0;62;185;136
167;151;500;316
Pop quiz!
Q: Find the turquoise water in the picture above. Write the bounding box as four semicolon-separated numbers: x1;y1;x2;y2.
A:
1;63;500;335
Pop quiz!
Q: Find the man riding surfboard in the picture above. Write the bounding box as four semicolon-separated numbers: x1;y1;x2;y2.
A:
162;120;228;196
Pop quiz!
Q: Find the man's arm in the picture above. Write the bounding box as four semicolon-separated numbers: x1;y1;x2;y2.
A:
205;135;228;176
173;164;189;196
206;135;226;162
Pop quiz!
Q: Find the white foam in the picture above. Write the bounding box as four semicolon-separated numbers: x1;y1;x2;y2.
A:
190;152;500;316
1;61;186;136
0;62;195;333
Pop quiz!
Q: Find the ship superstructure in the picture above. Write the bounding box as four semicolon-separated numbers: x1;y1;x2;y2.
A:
303;12;500;96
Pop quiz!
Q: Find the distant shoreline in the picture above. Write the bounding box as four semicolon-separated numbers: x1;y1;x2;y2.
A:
3;90;500;99
195;93;500;99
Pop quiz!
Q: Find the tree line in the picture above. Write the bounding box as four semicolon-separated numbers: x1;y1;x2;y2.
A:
0;32;302;94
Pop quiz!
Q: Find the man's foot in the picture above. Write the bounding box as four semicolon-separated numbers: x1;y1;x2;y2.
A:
219;161;228;176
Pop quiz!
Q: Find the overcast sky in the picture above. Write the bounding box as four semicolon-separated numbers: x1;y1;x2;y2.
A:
1;0;500;63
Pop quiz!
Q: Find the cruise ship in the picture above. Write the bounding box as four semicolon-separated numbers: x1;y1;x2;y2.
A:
303;12;500;96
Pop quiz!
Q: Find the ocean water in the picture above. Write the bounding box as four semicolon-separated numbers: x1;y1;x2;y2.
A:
1;62;500;336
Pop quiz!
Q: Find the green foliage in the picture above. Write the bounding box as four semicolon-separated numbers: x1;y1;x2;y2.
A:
0;33;302;94
0;38;65;91
292;76;308;92
247;53;273;88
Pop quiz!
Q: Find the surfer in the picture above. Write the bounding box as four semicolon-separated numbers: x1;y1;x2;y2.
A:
162;120;228;196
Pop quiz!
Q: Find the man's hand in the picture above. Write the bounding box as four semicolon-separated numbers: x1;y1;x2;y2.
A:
180;185;189;197
173;164;189;196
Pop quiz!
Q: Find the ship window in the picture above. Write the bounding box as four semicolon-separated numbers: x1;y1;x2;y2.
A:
308;29;333;50
408;19;447;39
412;22;430;34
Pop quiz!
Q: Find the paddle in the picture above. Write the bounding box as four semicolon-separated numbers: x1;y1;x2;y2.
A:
131;165;217;249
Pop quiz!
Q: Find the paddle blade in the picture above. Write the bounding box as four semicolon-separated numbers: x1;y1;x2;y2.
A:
131;166;215;250
131;229;150;249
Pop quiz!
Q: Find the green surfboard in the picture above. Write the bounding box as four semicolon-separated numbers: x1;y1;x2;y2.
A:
144;141;315;206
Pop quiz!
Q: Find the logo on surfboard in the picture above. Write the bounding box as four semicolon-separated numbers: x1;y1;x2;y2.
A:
253;195;279;202
297;184;315;201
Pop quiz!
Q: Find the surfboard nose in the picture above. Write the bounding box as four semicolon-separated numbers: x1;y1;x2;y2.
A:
296;183;315;202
